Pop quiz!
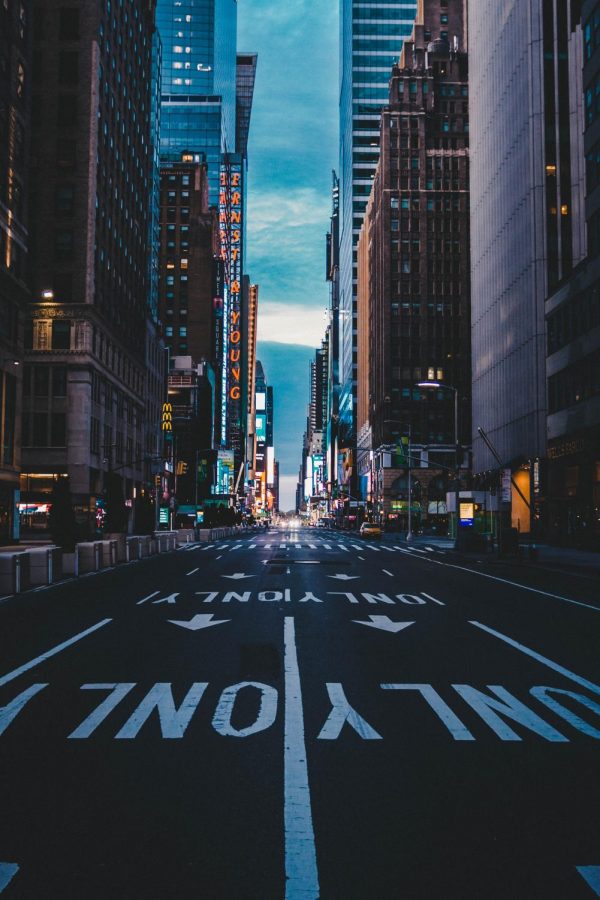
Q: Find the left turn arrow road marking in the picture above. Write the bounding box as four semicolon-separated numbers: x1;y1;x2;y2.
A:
353;616;415;634
168;614;231;631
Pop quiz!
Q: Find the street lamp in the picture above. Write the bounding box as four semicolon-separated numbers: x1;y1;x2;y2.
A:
417;381;460;548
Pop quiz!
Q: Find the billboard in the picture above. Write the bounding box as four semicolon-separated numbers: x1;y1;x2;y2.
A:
256;413;267;443
266;446;275;486
337;449;353;486
256;392;266;411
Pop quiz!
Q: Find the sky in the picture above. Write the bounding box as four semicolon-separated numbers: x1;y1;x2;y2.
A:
238;0;338;510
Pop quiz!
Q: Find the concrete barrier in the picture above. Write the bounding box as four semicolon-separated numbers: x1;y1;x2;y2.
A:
29;546;62;586
100;540;117;567
78;542;103;574
0;552;30;594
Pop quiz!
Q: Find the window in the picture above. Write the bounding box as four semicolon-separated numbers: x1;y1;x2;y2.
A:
33;366;49;397
52;366;67;396
32;413;48;447
51;413;66;447
55;230;73;257
90;416;100;454
52;319;71;350
55;184;75;214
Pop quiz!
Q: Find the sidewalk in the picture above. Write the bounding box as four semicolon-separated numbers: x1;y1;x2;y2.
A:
392;534;600;577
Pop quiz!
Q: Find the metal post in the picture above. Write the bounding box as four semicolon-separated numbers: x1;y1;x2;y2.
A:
454;387;460;549
406;425;413;541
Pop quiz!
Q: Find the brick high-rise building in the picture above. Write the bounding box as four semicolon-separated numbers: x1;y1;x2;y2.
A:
21;0;164;535
358;0;470;530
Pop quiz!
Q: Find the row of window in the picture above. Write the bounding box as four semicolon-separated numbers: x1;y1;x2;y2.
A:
547;282;600;356
22;412;66;448
548;348;600;413
584;4;600;61
585;69;600;127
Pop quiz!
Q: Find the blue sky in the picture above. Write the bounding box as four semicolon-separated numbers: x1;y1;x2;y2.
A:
238;0;338;509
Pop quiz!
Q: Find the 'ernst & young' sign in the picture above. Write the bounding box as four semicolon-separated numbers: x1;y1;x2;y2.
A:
219;161;243;454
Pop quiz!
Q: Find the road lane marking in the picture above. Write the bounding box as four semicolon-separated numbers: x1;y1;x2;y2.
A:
358;556;365;560
283;617;319;899
0;863;19;892
216;555;223;560
353;616;415;634
186;568;199;576
392;551;600;612
383;570;394;577
470;621;600;696
577;867;600;894
0;619;113;689
135;591;160;606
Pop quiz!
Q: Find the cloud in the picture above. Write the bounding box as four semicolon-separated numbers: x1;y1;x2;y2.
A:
257;301;327;346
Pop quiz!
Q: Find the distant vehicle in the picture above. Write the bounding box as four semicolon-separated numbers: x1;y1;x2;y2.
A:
359;522;382;539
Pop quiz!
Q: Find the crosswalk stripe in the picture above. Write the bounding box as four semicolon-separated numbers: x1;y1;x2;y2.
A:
380;546;396;552
308;543;317;549
338;544;349;551
323;543;332;549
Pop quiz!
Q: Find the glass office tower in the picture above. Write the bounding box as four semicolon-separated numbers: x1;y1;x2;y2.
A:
156;0;238;203
338;1;417;448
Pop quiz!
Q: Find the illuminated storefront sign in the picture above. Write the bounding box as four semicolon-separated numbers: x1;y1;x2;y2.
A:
161;403;173;432
219;160;244;452
256;392;266;411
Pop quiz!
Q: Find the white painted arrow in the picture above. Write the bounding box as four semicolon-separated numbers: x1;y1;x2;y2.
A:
0;863;19;892
353;616;415;634
168;614;231;631
328;573;360;581
221;572;256;580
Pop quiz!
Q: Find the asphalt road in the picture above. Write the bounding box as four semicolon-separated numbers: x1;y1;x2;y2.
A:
0;525;599;899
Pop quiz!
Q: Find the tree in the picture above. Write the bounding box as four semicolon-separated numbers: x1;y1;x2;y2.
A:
48;477;77;551
105;472;127;533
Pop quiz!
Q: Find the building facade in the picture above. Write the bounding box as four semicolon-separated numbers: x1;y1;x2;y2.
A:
358;0;471;532
156;0;238;204
545;0;600;547
21;0;164;536
338;0;418;458
0;0;31;543
469;0;587;536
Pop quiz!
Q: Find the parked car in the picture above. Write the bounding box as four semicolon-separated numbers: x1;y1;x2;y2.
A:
359;522;382;539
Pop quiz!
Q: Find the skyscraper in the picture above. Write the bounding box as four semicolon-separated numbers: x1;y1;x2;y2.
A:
357;0;470;531
469;1;586;536
22;0;164;536
156;0;238;204
0;0;31;543
338;0;418;455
